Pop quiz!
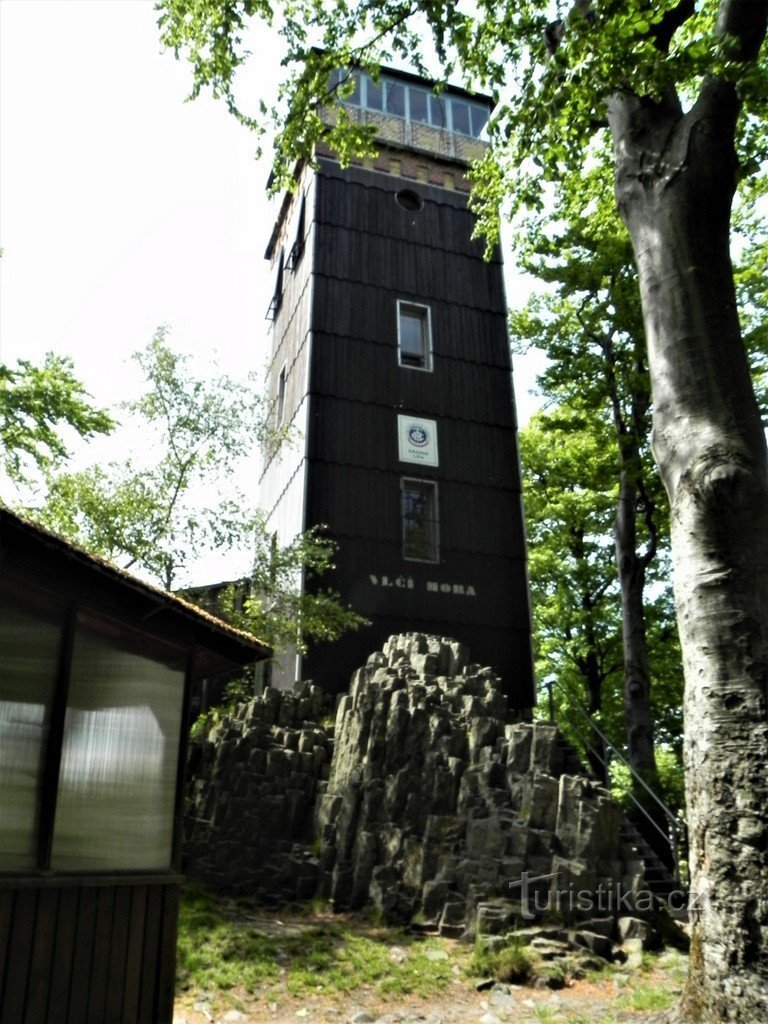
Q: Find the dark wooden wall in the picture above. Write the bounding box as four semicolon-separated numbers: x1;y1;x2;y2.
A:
0;880;179;1024
298;160;534;706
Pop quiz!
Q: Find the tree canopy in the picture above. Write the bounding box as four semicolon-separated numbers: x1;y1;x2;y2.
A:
0;353;113;486
157;1;768;213
22;328;366;657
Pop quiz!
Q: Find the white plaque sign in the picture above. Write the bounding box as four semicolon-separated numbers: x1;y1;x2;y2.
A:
398;415;439;467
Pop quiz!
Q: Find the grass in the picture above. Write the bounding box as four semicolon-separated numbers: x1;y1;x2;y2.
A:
177;883;459;1004
177;884;688;1022
468;935;534;984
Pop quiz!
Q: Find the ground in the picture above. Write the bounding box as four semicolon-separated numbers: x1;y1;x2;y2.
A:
172;893;684;1024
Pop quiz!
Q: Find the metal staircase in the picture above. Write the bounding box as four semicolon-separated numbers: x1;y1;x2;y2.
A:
545;678;688;915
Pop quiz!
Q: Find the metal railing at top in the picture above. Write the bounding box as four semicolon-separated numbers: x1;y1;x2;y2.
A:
544;677;686;887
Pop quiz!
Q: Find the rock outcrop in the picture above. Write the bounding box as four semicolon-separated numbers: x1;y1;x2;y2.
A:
184;681;332;898
314;634;634;936
185;633;643;941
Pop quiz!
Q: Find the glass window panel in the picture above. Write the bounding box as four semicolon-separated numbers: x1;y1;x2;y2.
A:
332;69;360;105
451;100;470;135
470;103;490;138
385;81;406;117
402;480;439;562
409;88;429;123
398;303;431;369
347;73;361;106
429;95;447;128
400;313;425;359
365;76;383;111
51;626;185;872
0;599;61;870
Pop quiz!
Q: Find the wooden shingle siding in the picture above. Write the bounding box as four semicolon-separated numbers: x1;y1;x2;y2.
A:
314;227;505;311
309;332;516;423
310;284;513;369
0;882;179;1024
305;464;526;559
314;164;500;263
306;397;522;488
262;150;534;704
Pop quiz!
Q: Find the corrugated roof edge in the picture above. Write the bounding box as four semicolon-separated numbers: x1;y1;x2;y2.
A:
0;504;272;661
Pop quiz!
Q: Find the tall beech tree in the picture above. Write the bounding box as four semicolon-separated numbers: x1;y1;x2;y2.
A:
521;407;624;781
158;1;768;1016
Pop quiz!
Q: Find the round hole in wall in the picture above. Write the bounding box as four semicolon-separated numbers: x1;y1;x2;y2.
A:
395;189;423;212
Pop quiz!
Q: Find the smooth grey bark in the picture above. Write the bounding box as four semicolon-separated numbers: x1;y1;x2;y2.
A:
608;68;768;1021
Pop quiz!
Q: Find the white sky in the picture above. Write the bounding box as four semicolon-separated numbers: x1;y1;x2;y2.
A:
0;0;543;580
0;0;283;398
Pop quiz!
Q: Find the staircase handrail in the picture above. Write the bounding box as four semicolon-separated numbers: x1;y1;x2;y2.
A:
546;678;685;885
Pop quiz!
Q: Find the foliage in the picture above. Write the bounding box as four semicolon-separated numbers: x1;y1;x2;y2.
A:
31;325;274;588
26;326;365;654
215;524;369;655
521;407;622;714
188;675;255;741
610;742;687;814
156;1;768;220
514;156;684;788
0;353;113;485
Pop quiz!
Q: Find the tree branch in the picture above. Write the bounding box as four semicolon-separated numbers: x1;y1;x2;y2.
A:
717;0;768;61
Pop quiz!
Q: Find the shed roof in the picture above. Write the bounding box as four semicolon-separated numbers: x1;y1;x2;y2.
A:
0;506;272;679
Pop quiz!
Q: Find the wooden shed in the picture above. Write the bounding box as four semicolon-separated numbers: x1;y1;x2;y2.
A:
0;508;271;1024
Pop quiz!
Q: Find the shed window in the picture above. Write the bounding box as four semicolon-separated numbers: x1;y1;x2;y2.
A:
397;301;432;371
0;600;61;871
402;479;439;562
50;626;185;871
0;591;188;876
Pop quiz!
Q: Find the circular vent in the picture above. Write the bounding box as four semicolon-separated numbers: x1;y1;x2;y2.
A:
395;189;423;211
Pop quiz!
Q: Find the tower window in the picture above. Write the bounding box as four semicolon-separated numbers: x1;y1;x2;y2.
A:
266;248;285;321
397;301;432;371
402;479;439;562
396;189;422;212
329;69;490;138
276;365;287;425
286;196;306;270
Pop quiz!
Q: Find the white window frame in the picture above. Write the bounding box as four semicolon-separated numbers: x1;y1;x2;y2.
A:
401;477;440;563
397;300;433;372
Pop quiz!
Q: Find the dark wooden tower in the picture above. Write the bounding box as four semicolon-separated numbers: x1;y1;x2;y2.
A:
260;66;535;708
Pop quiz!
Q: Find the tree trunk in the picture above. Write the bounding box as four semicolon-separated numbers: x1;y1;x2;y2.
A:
608;80;768;1021
581;640;609;783
614;462;657;780
613;461;673;864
